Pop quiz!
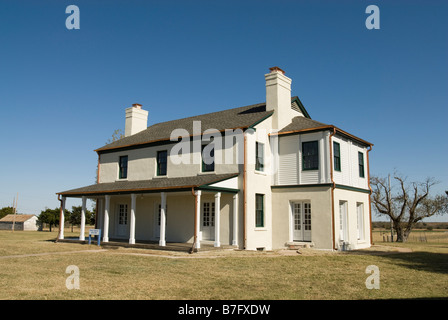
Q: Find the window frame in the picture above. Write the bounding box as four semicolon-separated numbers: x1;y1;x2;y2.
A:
201;144;215;172
156;150;168;176
255;141;264;172
302;141;319;171
333;141;341;172
358;151;365;178
356;202;365;241
255;194;265;228
118;155;128;179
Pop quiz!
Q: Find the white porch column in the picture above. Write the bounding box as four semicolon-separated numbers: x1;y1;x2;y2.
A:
103;195;110;242
59;196;66;240
214;192;221;247
194;190;201;249
232;193;238;246
80;196;86;241
97;198;104;232
129;193;136;244
159;192;167;246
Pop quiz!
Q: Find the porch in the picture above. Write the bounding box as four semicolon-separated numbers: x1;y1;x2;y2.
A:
57;237;235;253
56;173;240;252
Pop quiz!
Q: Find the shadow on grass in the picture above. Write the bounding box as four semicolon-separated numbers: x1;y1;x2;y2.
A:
349;250;448;275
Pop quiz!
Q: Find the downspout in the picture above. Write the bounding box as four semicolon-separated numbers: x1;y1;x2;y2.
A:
329;127;337;250
95;153;101;229
190;187;197;254
56;194;63;243
243;133;247;249
366;145;373;245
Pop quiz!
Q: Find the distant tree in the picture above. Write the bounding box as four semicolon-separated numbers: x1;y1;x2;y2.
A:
0;206;15;219
371;173;448;242
106;129;125;144
68;206;95;230
38;208;60;232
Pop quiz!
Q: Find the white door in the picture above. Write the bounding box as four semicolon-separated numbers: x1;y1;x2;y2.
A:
292;202;312;242
117;204;128;237
154;203;167;239
201;202;215;241
339;201;348;241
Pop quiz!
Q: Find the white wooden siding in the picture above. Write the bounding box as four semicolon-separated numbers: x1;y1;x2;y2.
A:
277;132;329;186
332;135;368;189
278;135;299;185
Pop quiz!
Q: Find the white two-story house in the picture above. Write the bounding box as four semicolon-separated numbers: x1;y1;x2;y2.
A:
57;67;373;251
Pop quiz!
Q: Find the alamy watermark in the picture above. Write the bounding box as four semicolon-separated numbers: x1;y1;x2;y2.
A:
66;5;80;30
365;265;380;289
66;265;80;290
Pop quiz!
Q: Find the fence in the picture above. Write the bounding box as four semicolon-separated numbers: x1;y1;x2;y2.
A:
380;231;448;243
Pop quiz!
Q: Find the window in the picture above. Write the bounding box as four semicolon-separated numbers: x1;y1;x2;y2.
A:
255;142;264;172
119;204;128;225
202;202;215;227
255;194;264;228
339;201;347;241
119;156;128;179
358;152;365;178
357;203;364;240
333;142;341;172
202;144;215;172
157;150;168;176
302;141;319;170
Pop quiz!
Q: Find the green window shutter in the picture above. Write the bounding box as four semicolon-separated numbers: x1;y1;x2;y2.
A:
255;194;264;227
202;144;215;172
255;142;264;171
157;150;167;176
358;152;365;178
119;156;128;179
333;142;341;172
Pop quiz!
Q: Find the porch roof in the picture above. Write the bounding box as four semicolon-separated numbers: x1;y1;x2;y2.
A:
57;173;239;197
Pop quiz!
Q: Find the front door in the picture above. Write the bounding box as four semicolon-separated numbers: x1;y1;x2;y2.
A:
292;202;311;242
117;204;128;237
201;202;215;240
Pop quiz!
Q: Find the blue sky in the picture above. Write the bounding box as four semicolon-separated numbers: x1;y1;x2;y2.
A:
0;0;447;222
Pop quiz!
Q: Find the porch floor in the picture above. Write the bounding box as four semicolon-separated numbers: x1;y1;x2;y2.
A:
57;237;236;253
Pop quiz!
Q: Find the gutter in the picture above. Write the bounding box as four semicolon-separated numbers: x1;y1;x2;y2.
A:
271;125;373;148
243;133;247;249
56;194;63;243
366;145;373;245
190;187;197;254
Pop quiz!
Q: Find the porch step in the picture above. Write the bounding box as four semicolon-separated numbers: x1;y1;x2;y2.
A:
285;242;314;250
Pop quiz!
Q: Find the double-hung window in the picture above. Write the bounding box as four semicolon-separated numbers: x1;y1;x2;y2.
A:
202;144;215;172
358;152;365;178
302;141;319;170
119;156;128;179
157;150;168;176
255;142;264;172
255;194;264;228
333;142;341;172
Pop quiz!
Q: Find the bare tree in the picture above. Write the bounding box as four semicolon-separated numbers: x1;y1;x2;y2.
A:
370;174;448;242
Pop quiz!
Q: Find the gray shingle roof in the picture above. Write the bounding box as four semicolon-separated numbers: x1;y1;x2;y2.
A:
96;102;274;153
57;173;239;196
279;116;331;133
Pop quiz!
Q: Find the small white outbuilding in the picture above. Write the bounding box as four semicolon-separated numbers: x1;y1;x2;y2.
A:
0;214;39;231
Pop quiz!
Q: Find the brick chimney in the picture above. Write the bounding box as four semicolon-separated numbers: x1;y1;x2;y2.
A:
125;103;148;137
265;67;292;130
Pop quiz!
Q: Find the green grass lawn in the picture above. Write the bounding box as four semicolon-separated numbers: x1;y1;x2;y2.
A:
0;230;447;300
